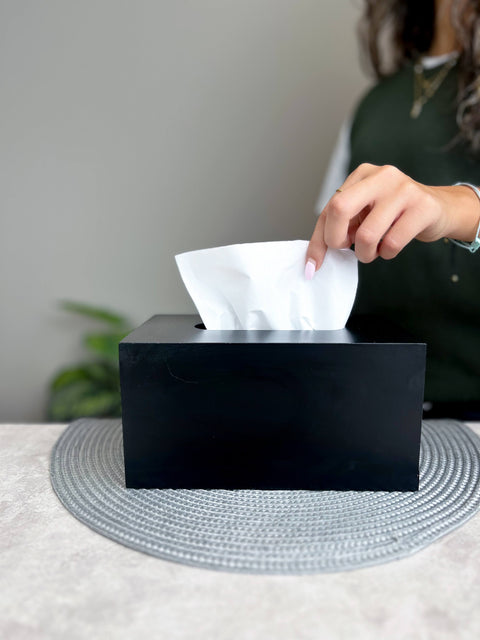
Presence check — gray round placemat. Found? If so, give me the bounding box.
[50,419,480,574]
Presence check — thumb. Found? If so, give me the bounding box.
[304,214,327,280]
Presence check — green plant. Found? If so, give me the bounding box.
[47,301,133,421]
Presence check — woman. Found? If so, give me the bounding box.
[306,0,480,418]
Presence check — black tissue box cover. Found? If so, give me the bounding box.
[119,315,426,491]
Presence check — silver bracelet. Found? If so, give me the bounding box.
[449,182,480,253]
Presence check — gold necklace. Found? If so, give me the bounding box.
[410,56,458,119]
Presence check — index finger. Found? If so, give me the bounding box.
[305,163,379,278]
[323,165,380,248]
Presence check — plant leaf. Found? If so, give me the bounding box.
[47,381,121,421]
[69,390,121,419]
[83,332,129,361]
[59,300,131,328]
[50,362,119,392]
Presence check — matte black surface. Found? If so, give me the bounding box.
[120,315,426,491]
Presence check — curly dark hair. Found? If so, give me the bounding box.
[358,0,480,152]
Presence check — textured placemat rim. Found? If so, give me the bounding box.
[49,418,480,575]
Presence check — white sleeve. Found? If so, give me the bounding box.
[313,116,352,216]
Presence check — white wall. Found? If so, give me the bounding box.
[0,0,370,421]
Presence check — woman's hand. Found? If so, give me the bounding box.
[305,163,480,278]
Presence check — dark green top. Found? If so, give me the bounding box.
[348,61,480,402]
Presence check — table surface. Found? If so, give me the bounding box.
[1,423,480,640]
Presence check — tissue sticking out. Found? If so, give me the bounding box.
[175,240,358,330]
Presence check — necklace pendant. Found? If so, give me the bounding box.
[410,101,422,119]
[410,56,457,120]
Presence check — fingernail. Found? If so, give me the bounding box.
[304,258,316,280]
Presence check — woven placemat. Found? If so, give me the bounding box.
[50,419,480,574]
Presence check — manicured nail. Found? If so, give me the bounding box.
[304,258,316,280]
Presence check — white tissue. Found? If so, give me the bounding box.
[175,240,358,330]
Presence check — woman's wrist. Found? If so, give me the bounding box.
[436,184,480,242]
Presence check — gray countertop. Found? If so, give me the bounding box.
[1,423,480,640]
